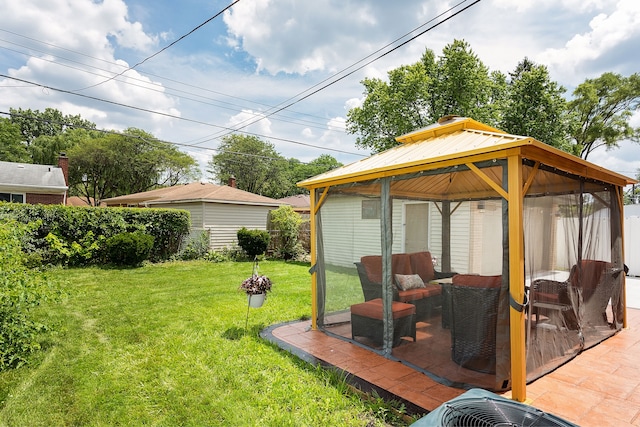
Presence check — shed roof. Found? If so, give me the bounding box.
[0,160,67,193]
[298,117,636,191]
[102,182,282,207]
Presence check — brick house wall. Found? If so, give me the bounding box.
[26,193,66,205]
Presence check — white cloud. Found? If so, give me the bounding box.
[327,117,346,132]
[493,0,606,13]
[345,97,363,110]
[537,0,640,83]
[222,0,442,75]
[0,0,175,134]
[227,110,272,136]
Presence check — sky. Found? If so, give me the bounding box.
[0,0,639,184]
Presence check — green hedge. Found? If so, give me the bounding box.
[0,203,190,265]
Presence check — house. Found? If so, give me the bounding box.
[102,181,283,250]
[0,155,69,204]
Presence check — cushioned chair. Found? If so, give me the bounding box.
[450,274,502,374]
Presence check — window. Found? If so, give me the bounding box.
[0,193,25,203]
[362,199,381,219]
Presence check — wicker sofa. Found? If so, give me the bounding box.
[354,251,456,320]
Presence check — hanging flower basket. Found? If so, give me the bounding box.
[239,274,272,297]
[240,259,273,332]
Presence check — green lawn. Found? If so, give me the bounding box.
[0,260,408,426]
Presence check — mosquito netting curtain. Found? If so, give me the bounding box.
[312,158,624,391]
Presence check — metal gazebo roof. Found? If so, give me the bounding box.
[299,117,635,191]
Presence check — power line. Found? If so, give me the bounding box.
[74,0,242,92]
[0,1,479,156]
[0,78,365,158]
[0,109,315,164]
[0,29,347,133]
[207,0,482,141]
[0,41,342,135]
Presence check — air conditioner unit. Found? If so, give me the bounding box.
[411,388,577,427]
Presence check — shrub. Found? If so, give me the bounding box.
[176,231,210,261]
[105,232,154,266]
[268,206,304,260]
[0,203,190,265]
[205,246,245,262]
[237,227,270,258]
[0,220,60,370]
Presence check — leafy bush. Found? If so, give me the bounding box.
[268,206,304,260]
[205,246,245,262]
[176,231,210,261]
[237,227,270,258]
[105,232,154,266]
[0,220,60,370]
[0,203,190,265]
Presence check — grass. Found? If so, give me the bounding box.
[0,260,412,426]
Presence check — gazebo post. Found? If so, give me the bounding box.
[309,187,318,330]
[380,178,394,355]
[507,155,527,402]
[441,200,451,272]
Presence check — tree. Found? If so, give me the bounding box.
[431,39,505,126]
[68,129,199,205]
[268,205,304,260]
[347,40,507,153]
[207,134,290,198]
[346,55,435,152]
[0,118,29,162]
[287,154,342,195]
[500,58,574,151]
[9,107,95,147]
[568,72,640,159]
[28,128,92,166]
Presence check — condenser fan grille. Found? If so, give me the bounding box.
[440,397,575,427]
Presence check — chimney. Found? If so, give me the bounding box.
[58,153,69,186]
[228,176,236,188]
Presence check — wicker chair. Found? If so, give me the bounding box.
[530,260,623,330]
[450,274,502,374]
[529,278,577,330]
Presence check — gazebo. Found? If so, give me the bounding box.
[297,116,636,402]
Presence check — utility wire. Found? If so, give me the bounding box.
[74,0,241,91]
[0,109,314,163]
[0,30,345,132]
[0,41,340,134]
[207,0,482,142]
[0,1,479,156]
[2,0,480,146]
[0,79,364,158]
